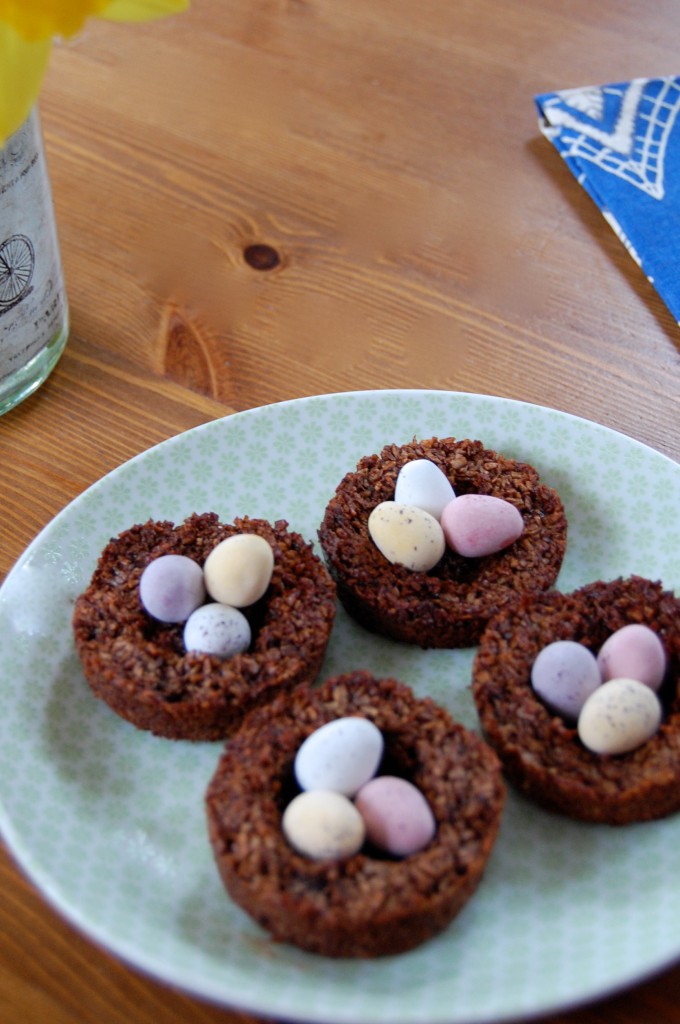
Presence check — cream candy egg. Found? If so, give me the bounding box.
[368,501,446,572]
[282,790,366,860]
[441,493,524,558]
[355,775,436,857]
[578,677,662,755]
[139,554,206,623]
[183,602,251,658]
[597,624,667,692]
[203,533,274,607]
[394,459,456,520]
[295,716,384,796]
[531,640,601,720]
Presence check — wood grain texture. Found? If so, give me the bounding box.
[1,0,679,1021]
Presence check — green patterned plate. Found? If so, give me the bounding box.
[1,390,679,1024]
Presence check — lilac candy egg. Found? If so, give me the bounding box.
[355,775,436,857]
[531,640,602,720]
[183,602,251,657]
[440,493,523,558]
[597,624,667,692]
[139,554,206,623]
[394,459,456,519]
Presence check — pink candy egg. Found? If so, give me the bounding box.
[355,775,436,857]
[597,624,667,692]
[440,493,524,558]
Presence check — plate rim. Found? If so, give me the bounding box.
[4,387,678,578]
[1,387,679,1024]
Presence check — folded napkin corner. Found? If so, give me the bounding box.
[535,76,680,322]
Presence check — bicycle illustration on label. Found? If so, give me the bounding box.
[0,234,35,315]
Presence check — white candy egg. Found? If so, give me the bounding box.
[183,602,251,657]
[368,501,446,572]
[394,459,456,519]
[531,640,602,719]
[440,493,523,558]
[282,790,366,860]
[295,716,384,796]
[578,677,662,755]
[598,624,667,691]
[203,533,274,607]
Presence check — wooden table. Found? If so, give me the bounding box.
[1,1,679,1021]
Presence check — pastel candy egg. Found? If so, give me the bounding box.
[578,677,662,755]
[203,533,274,607]
[368,501,446,572]
[183,602,251,657]
[394,459,456,519]
[355,776,436,857]
[282,790,366,860]
[531,640,602,719]
[139,554,205,623]
[441,493,524,558]
[598,624,667,692]
[295,716,384,796]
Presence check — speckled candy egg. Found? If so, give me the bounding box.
[368,501,446,572]
[394,459,456,519]
[531,640,602,720]
[183,602,251,658]
[355,775,436,857]
[440,493,523,558]
[294,716,384,796]
[598,624,667,692]
[139,554,205,623]
[203,533,274,607]
[282,790,366,860]
[578,677,663,755]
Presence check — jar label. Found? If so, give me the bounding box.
[0,114,67,385]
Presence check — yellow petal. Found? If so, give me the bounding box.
[0,2,106,41]
[0,0,187,41]
[99,0,189,21]
[0,0,188,145]
[0,21,51,147]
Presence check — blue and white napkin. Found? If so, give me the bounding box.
[536,76,680,322]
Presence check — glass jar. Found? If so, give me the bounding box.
[0,108,69,415]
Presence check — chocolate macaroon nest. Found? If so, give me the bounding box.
[472,576,680,825]
[73,512,336,741]
[205,670,506,958]
[318,437,567,648]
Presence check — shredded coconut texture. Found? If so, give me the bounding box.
[206,670,506,957]
[472,576,680,824]
[318,437,567,648]
[73,513,336,740]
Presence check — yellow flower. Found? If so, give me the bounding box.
[0,0,189,146]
